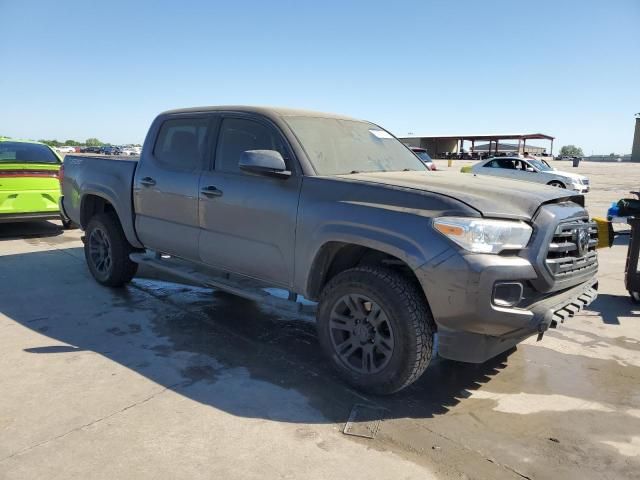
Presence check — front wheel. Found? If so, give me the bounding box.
[548,180,566,188]
[317,266,435,395]
[84,212,138,287]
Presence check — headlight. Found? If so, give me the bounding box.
[433,217,532,254]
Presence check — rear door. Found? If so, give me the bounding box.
[133,115,210,260]
[198,114,302,287]
[480,158,513,179]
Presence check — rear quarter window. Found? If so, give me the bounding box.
[153,117,209,171]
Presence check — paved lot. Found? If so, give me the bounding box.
[1,161,639,479]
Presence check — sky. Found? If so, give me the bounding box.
[1,0,639,154]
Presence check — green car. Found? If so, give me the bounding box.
[0,138,69,225]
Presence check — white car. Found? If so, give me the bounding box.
[55,146,76,154]
[470,157,589,193]
[119,146,141,156]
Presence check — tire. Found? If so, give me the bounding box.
[548,180,566,188]
[630,291,640,304]
[317,266,435,395]
[84,212,138,287]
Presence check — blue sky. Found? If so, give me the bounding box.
[1,0,638,154]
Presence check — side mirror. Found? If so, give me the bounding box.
[239,150,291,178]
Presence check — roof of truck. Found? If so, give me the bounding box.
[159,105,359,121]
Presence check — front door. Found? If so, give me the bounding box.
[198,115,302,287]
[133,115,210,260]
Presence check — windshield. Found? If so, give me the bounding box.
[0,142,60,164]
[527,159,553,171]
[414,151,432,163]
[284,117,427,175]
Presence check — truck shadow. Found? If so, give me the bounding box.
[589,293,638,325]
[0,247,619,426]
[0,220,63,240]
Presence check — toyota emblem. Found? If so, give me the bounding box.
[575,228,590,256]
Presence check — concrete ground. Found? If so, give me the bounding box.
[1,161,638,479]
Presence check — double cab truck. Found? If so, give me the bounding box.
[61,106,598,394]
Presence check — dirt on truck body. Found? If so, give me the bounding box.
[60,105,598,394]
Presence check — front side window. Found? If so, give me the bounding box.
[0,142,60,164]
[528,159,552,171]
[154,117,209,171]
[215,118,285,174]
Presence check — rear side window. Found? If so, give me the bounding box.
[154,117,209,171]
[215,118,285,174]
[0,142,59,164]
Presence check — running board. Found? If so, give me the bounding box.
[129,252,316,319]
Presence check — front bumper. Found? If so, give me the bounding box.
[415,250,598,363]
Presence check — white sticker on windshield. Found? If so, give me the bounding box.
[369,129,394,139]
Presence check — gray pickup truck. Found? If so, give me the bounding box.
[61,106,598,394]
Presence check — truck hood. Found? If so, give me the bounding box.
[341,171,584,220]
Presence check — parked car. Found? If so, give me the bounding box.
[409,146,436,171]
[55,145,76,154]
[100,146,118,155]
[81,146,102,154]
[0,139,73,227]
[120,147,139,156]
[61,106,598,394]
[470,156,589,193]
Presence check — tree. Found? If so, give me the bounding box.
[38,139,61,147]
[85,138,103,147]
[559,145,584,157]
[64,139,80,146]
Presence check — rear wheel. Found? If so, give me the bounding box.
[84,212,138,287]
[317,266,435,395]
[548,180,566,188]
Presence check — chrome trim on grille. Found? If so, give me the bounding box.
[545,218,598,280]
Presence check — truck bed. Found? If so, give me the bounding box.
[61,155,141,247]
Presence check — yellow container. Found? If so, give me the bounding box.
[592,217,614,248]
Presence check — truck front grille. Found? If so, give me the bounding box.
[545,218,598,279]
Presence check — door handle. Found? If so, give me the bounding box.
[140,177,156,186]
[201,185,223,197]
